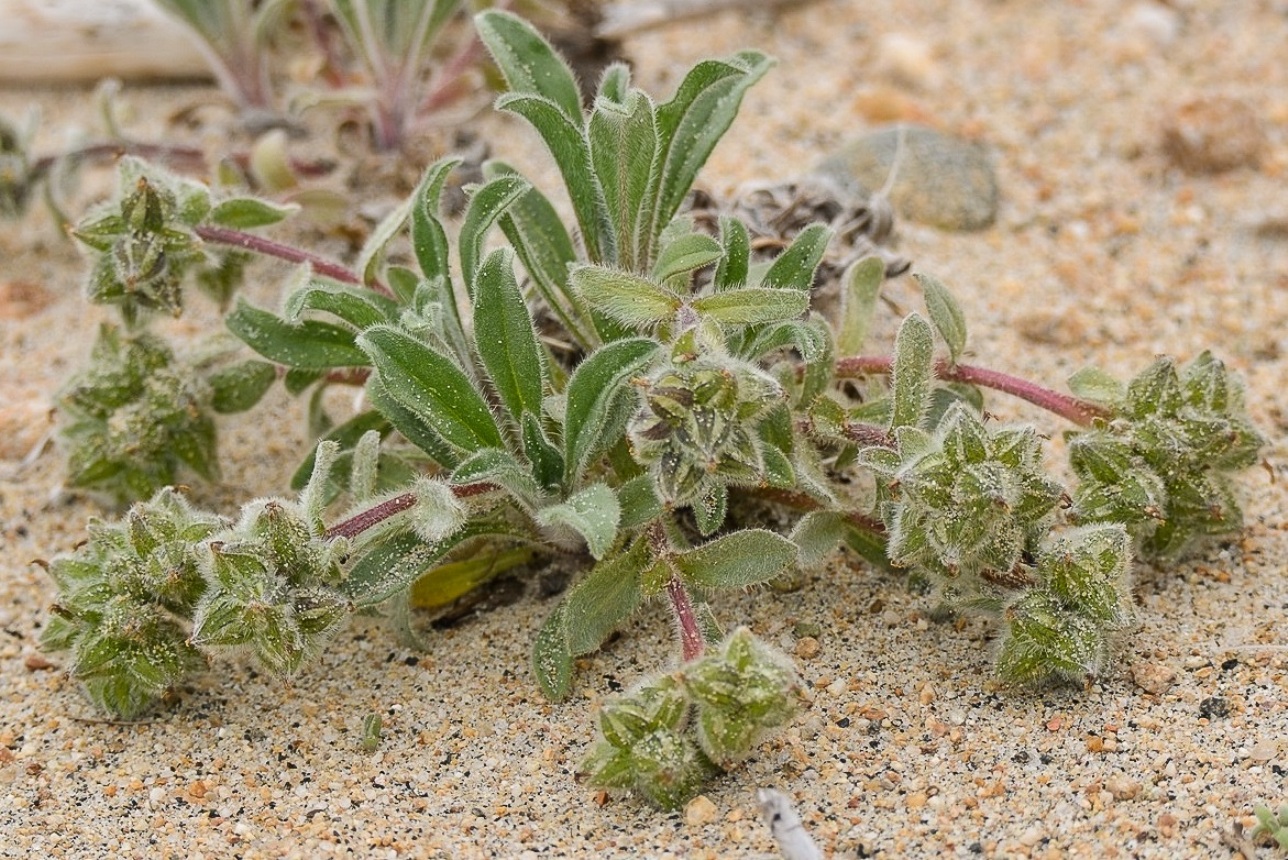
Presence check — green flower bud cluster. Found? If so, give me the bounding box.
[58,325,218,507]
[72,159,211,324]
[994,524,1135,686]
[582,628,799,810]
[861,403,1064,595]
[630,348,784,507]
[39,489,226,719]
[191,496,352,677]
[1067,353,1264,559]
[0,114,31,218]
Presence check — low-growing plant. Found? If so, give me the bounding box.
[37,11,1265,811]
[1254,803,1288,851]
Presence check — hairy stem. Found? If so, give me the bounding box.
[666,575,705,661]
[325,481,496,541]
[194,224,391,296]
[835,355,1111,426]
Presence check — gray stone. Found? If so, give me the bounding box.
[815,125,1000,231]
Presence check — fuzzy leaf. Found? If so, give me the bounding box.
[760,223,832,291]
[484,161,590,346]
[837,256,885,355]
[537,483,620,559]
[473,249,546,424]
[341,521,505,607]
[493,93,610,262]
[790,511,850,567]
[366,375,458,468]
[450,447,542,507]
[410,157,461,284]
[460,174,531,297]
[617,476,663,530]
[359,326,503,454]
[648,52,776,245]
[207,359,276,414]
[915,272,967,364]
[208,196,297,229]
[889,313,935,431]
[652,232,723,284]
[676,529,796,590]
[283,280,400,330]
[713,216,750,292]
[590,89,658,271]
[1066,366,1125,406]
[563,541,647,655]
[521,412,564,491]
[691,287,808,327]
[227,299,369,368]
[532,602,574,701]
[476,10,584,120]
[563,338,659,481]
[356,186,416,286]
[571,265,680,328]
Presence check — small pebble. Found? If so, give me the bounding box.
[1105,776,1142,801]
[1248,741,1278,762]
[1130,661,1177,695]
[816,125,999,231]
[1161,95,1267,174]
[1198,696,1229,720]
[794,637,821,660]
[684,794,718,826]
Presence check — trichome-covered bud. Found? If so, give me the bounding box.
[861,402,1063,593]
[678,627,800,766]
[1067,353,1264,559]
[581,674,717,811]
[57,325,218,506]
[71,159,211,323]
[191,494,351,678]
[0,114,32,218]
[39,488,226,718]
[994,524,1134,686]
[630,356,783,506]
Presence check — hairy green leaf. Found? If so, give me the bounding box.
[208,196,297,229]
[571,265,680,328]
[563,541,647,655]
[759,223,831,291]
[359,326,503,454]
[227,299,369,368]
[676,529,796,590]
[532,602,574,701]
[916,272,967,364]
[692,288,808,327]
[537,483,620,559]
[473,249,546,424]
[837,256,884,355]
[590,89,658,271]
[475,10,583,120]
[889,313,935,431]
[460,174,531,297]
[563,338,658,482]
[494,93,610,263]
[207,359,276,414]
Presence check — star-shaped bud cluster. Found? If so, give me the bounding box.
[1068,353,1263,558]
[39,489,226,719]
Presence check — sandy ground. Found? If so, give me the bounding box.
[1,0,1287,857]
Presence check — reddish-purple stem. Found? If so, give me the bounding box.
[195,224,393,297]
[325,481,496,540]
[835,355,1111,427]
[666,575,706,662]
[326,492,416,540]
